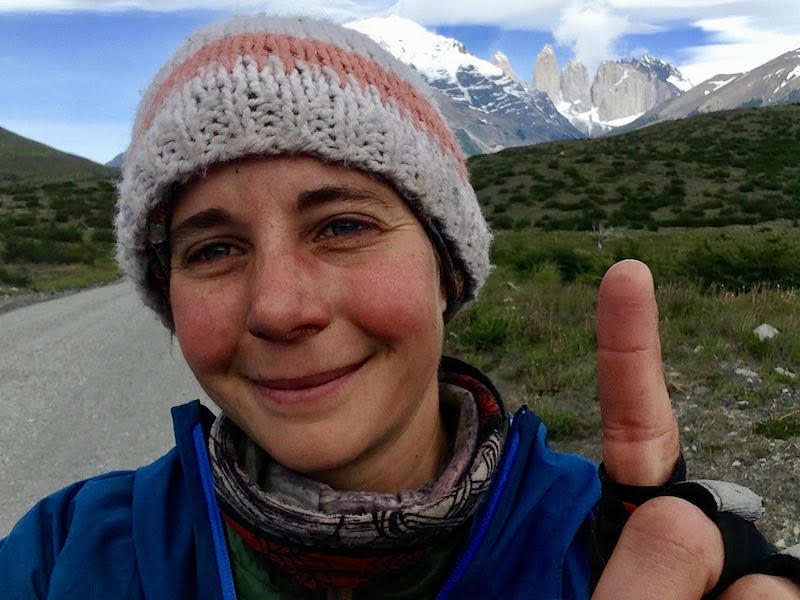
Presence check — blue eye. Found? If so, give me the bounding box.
[191,243,241,263]
[318,219,376,240]
[327,220,365,236]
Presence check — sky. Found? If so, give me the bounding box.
[1,0,799,164]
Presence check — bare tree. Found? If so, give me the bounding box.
[591,222,614,251]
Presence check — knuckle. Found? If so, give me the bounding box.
[720,574,800,600]
[622,496,722,570]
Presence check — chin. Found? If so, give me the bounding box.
[253,422,372,479]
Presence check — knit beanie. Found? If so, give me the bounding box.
[115,14,491,323]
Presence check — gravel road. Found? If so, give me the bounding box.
[0,280,207,536]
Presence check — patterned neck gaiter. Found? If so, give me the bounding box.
[208,365,507,591]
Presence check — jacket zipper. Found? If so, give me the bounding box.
[193,423,239,600]
[434,411,523,600]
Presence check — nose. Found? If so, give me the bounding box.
[245,248,332,343]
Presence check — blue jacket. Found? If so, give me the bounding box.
[0,400,600,599]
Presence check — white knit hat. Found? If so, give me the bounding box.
[115,14,491,324]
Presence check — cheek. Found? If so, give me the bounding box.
[170,279,242,376]
[346,247,444,346]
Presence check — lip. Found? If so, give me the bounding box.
[247,359,366,406]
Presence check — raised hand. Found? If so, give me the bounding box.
[595,259,679,487]
[590,260,800,599]
[592,260,723,599]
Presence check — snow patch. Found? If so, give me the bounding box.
[784,65,800,85]
[557,101,639,134]
[346,15,503,84]
[709,76,738,92]
[606,112,645,127]
[668,74,693,92]
[613,71,630,87]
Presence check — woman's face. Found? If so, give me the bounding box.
[169,155,447,492]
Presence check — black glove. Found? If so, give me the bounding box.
[590,456,800,598]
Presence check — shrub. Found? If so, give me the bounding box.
[530,261,561,285]
[4,237,96,265]
[11,214,36,227]
[86,215,113,229]
[494,240,603,283]
[683,238,800,291]
[755,415,800,439]
[27,224,83,242]
[90,228,115,243]
[491,214,514,229]
[512,217,531,230]
[537,407,586,440]
[0,266,31,287]
[457,305,516,352]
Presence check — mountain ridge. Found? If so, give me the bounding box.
[467,104,800,232]
[532,47,690,136]
[346,16,583,154]
[0,126,115,182]
[625,47,800,130]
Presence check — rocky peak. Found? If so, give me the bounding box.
[628,55,692,92]
[591,60,656,122]
[491,51,522,84]
[533,44,561,104]
[531,43,689,135]
[346,17,583,154]
[560,59,591,112]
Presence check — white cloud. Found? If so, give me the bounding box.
[0,0,383,18]
[383,0,562,28]
[3,0,799,86]
[552,0,630,75]
[680,14,800,84]
[382,0,800,86]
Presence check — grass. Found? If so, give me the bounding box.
[0,126,116,182]
[444,226,800,441]
[755,413,800,440]
[0,175,121,293]
[445,254,800,544]
[469,105,800,233]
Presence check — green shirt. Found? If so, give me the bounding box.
[225,521,467,600]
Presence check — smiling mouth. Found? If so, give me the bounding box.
[256,360,366,391]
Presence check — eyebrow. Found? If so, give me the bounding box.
[170,207,234,248]
[169,185,392,246]
[296,185,391,212]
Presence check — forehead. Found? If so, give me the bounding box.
[172,155,409,222]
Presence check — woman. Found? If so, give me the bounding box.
[2,14,798,599]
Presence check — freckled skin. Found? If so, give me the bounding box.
[169,155,448,493]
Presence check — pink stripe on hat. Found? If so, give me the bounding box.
[117,16,492,324]
[134,32,463,172]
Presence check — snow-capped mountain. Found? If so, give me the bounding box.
[491,51,523,85]
[346,16,582,154]
[630,55,692,93]
[628,47,800,128]
[532,45,690,136]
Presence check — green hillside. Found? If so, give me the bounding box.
[0,127,120,293]
[446,108,800,544]
[0,126,116,182]
[469,104,800,231]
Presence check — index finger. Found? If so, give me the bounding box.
[597,260,680,486]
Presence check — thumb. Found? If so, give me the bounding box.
[597,260,680,486]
